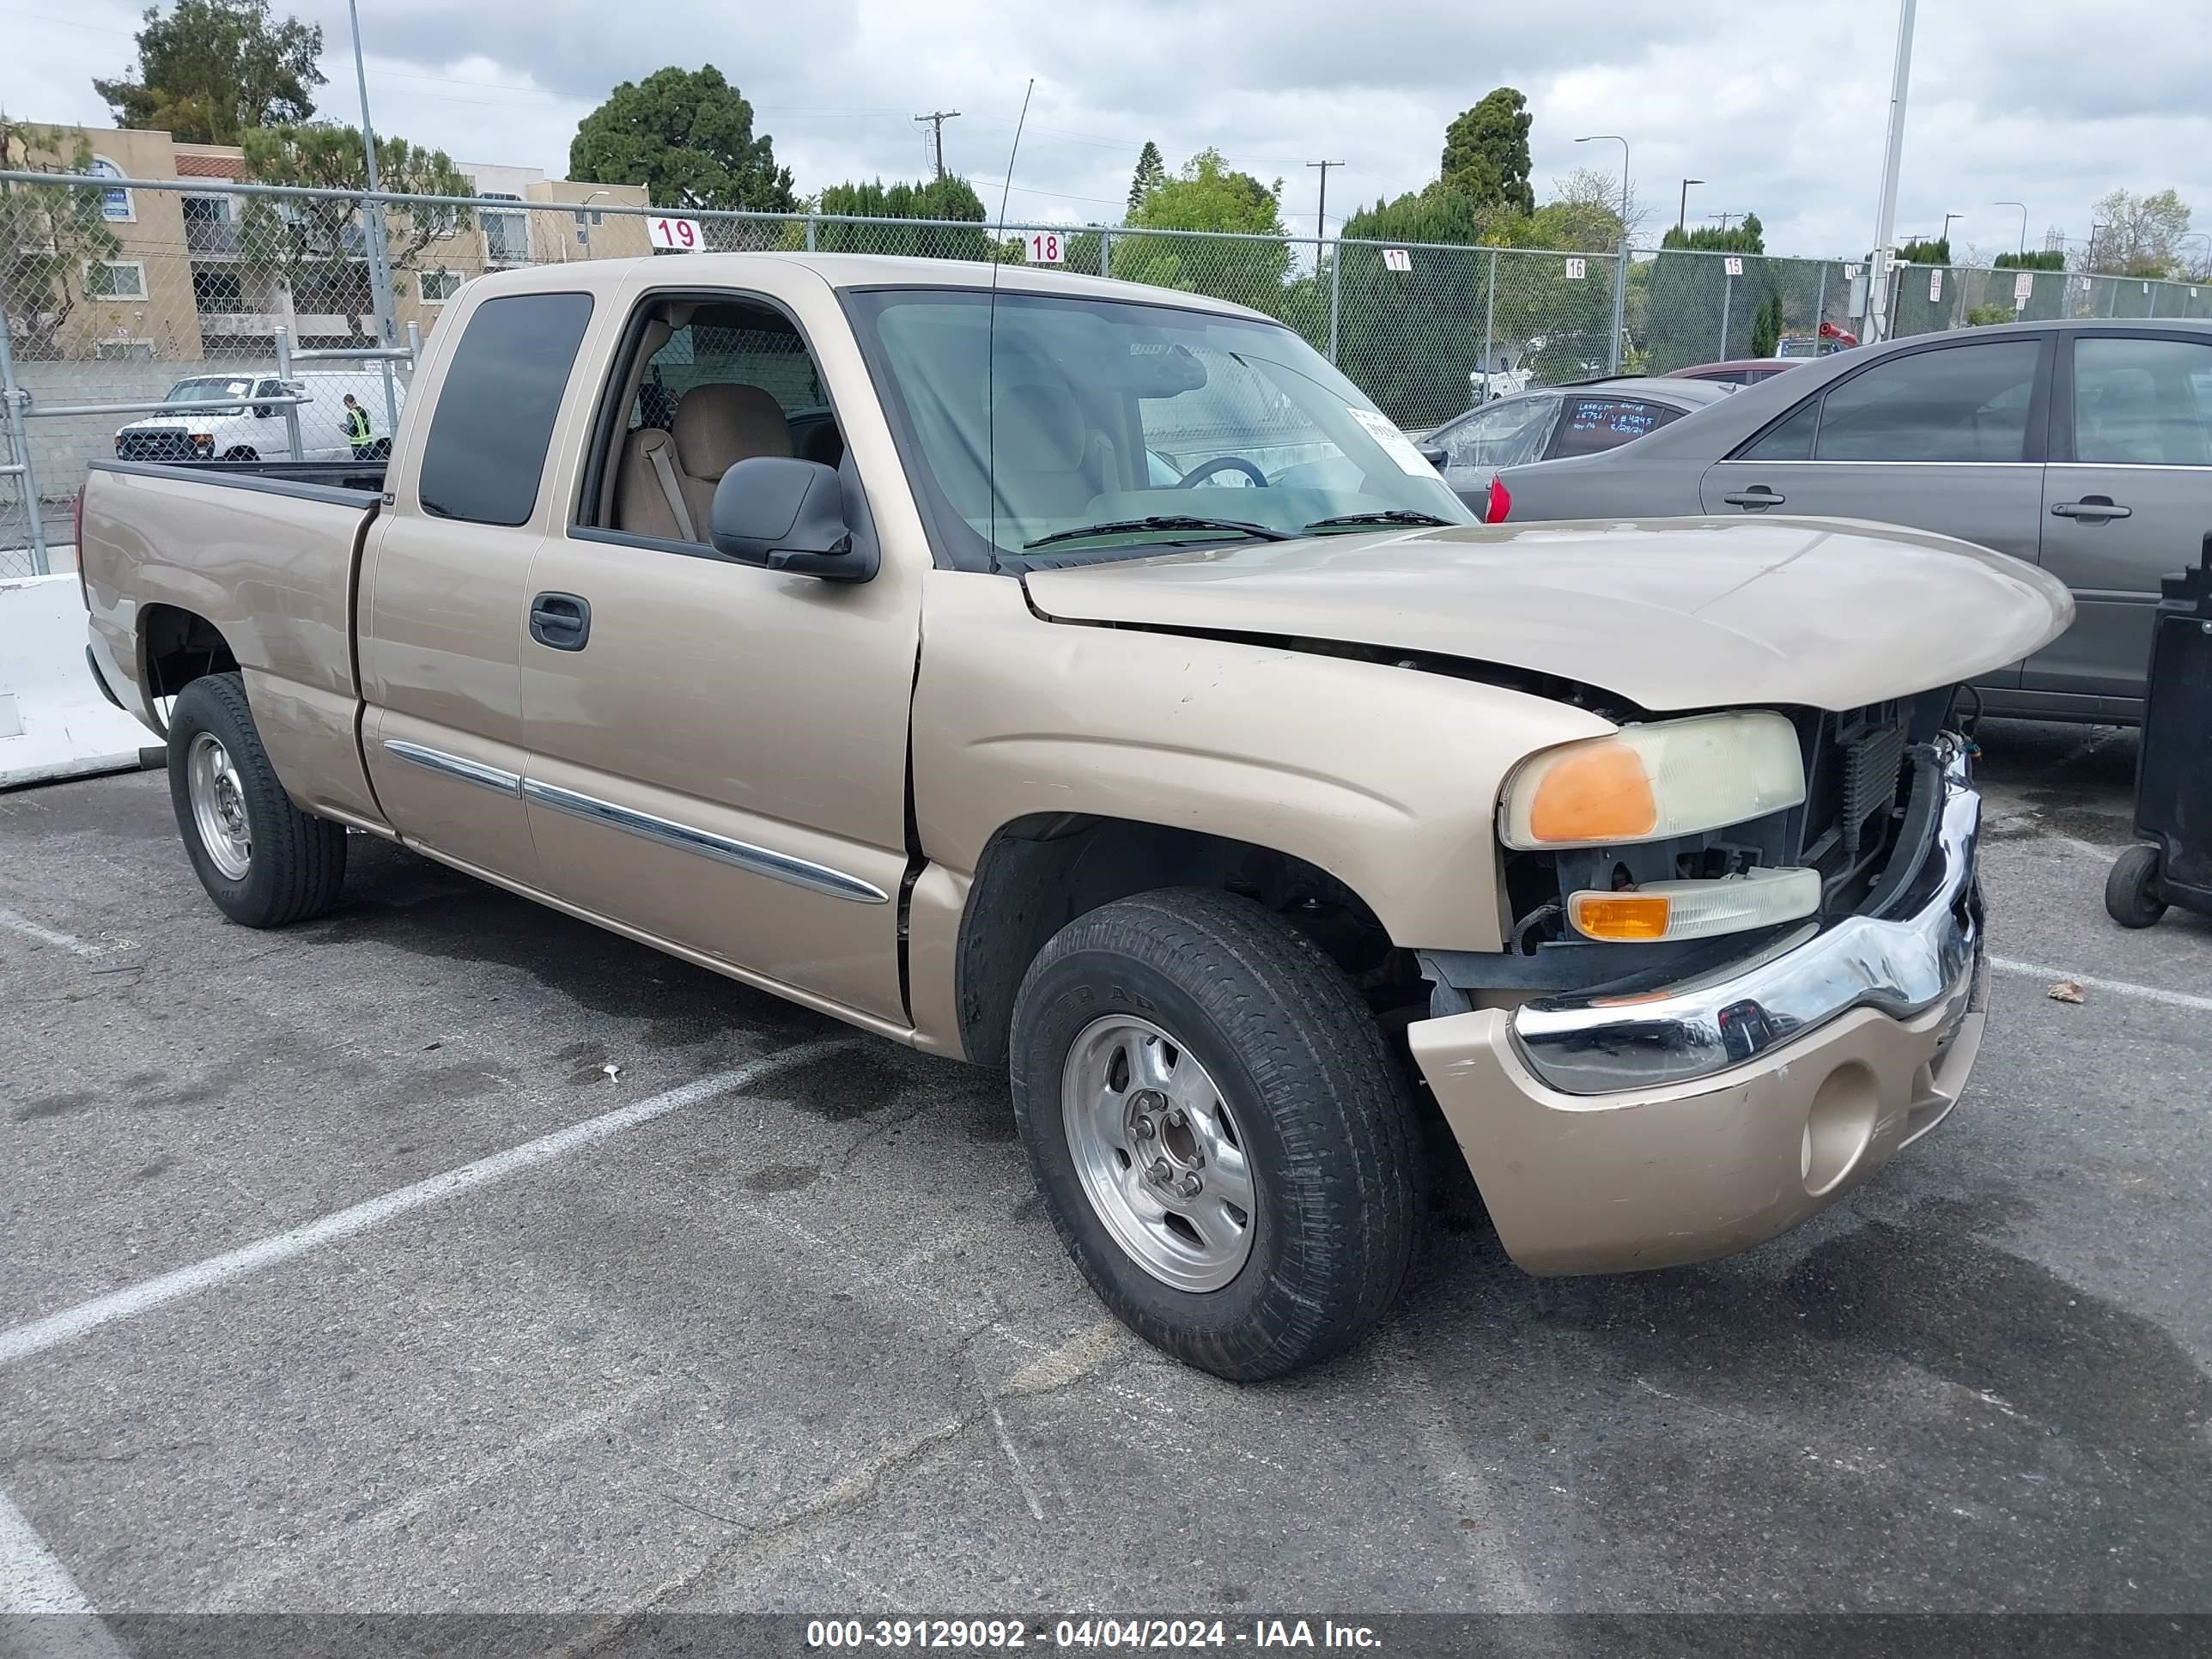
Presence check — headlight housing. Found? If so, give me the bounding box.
[1501,711,1807,850]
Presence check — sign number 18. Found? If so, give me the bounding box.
[1027,230,1065,264]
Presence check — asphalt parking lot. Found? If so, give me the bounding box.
[2,720,2209,1638]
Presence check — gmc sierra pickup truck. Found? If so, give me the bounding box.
[79,253,2072,1381]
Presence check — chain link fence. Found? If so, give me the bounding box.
[9,167,2212,576]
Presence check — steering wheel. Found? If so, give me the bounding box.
[1175,455,1268,488]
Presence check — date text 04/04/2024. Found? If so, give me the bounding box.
[804,1619,1383,1649]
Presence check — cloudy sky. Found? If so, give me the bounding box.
[9,0,2210,261]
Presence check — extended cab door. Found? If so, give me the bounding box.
[2025,330,2212,708]
[359,287,601,886]
[516,271,920,1025]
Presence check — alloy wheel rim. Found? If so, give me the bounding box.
[186,731,252,881]
[1060,1015,1257,1291]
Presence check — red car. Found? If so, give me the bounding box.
[1663,357,1804,386]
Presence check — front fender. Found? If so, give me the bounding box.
[910,571,1614,954]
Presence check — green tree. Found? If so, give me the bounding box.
[1659,215,1765,254]
[240,125,473,337]
[1127,140,1165,217]
[2086,187,2192,277]
[1330,186,1492,427]
[1440,88,1534,216]
[1748,293,1784,357]
[1114,149,1291,313]
[93,0,323,146]
[570,65,795,213]
[0,116,122,358]
[812,176,993,259]
[1895,236,1949,264]
[1992,249,2066,270]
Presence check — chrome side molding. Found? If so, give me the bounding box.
[520,779,890,905]
[1511,738,1982,1096]
[381,739,523,799]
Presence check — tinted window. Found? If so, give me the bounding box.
[419,292,594,526]
[1741,398,1818,460]
[2072,336,2212,466]
[1547,397,1682,458]
[1812,340,2039,463]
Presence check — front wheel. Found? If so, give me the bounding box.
[1010,887,1424,1382]
[2105,843,2167,929]
[222,446,259,462]
[167,673,347,927]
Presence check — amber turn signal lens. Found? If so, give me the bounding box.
[1568,892,1673,941]
[1527,741,1660,845]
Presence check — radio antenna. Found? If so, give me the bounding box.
[987,76,1034,568]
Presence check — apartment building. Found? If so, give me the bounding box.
[3,123,650,362]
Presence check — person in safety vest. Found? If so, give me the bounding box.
[343,394,374,459]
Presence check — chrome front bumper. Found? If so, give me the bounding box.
[1512,738,1982,1097]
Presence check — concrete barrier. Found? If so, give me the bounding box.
[0,574,160,788]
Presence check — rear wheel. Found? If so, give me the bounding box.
[2105,843,2166,929]
[167,673,346,927]
[1010,887,1424,1382]
[222,446,259,462]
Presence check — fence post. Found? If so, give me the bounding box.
[1101,229,1112,281]
[1813,264,1827,343]
[805,216,817,252]
[1607,240,1627,373]
[1718,269,1734,361]
[0,298,50,576]
[274,328,306,461]
[1326,239,1341,364]
[1480,249,1498,399]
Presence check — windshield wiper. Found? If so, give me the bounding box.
[1303,510,1455,531]
[1023,514,1291,551]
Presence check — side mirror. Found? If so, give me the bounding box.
[708,456,876,582]
[1418,445,1449,470]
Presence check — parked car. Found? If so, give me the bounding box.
[1428,377,1735,498]
[79,254,2067,1381]
[114,368,405,464]
[1665,357,1806,386]
[1477,318,2209,724]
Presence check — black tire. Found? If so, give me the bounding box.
[167,672,347,927]
[2105,843,2167,929]
[1009,886,1425,1382]
[222,447,258,462]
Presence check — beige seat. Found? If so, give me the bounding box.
[614,383,793,541]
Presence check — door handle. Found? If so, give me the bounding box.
[529,591,591,651]
[1722,486,1786,509]
[2050,496,2131,521]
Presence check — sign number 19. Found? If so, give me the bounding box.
[649,216,702,252]
[1026,230,1065,264]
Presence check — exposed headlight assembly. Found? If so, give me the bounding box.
[1500,710,1808,851]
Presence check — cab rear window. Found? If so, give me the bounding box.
[419,292,595,526]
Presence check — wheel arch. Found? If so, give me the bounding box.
[138,602,242,708]
[951,811,1405,1073]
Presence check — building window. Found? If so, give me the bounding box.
[94,338,156,362]
[192,268,245,313]
[89,157,133,222]
[85,260,148,300]
[481,192,531,264]
[419,268,462,302]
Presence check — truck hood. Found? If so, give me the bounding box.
[117,415,216,432]
[1020,517,2075,713]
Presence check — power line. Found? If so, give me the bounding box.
[913,110,961,182]
[1305,160,1344,244]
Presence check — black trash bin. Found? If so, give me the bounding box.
[2106,532,2212,927]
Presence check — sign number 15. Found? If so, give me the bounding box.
[1026,230,1065,264]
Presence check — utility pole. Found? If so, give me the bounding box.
[346,0,398,435]
[914,111,961,182]
[1863,0,1918,343]
[1306,160,1344,244]
[1678,178,1703,234]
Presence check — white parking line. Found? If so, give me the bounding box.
[0,1038,854,1367]
[0,906,102,959]
[0,1488,98,1614]
[1990,957,2212,1014]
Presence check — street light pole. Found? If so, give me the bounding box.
[346,0,399,434]
[1677,178,1703,235]
[1863,0,1917,343]
[1940,210,1960,252]
[1577,134,1631,372]
[1994,200,2027,258]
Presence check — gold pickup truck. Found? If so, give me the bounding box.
[78,254,2072,1381]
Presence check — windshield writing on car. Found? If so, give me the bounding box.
[847,289,1471,568]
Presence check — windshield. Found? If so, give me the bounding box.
[846,289,1471,568]
[165,377,254,404]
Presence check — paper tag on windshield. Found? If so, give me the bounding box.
[1346,405,1436,477]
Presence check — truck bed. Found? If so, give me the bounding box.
[80,457,389,828]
